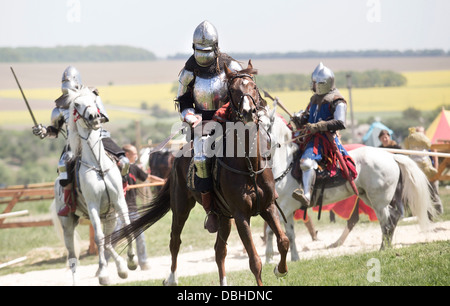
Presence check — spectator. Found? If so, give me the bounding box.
[378,129,401,149]
[403,127,443,214]
[122,144,151,270]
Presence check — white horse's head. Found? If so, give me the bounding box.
[68,87,103,153]
[71,88,102,130]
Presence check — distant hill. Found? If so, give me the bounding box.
[0,45,157,62]
[168,49,450,60]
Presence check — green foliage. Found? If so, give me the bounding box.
[254,70,407,92]
[0,45,157,62]
[362,104,450,141]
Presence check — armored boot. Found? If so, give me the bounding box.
[201,192,218,233]
[58,188,76,216]
[292,165,316,209]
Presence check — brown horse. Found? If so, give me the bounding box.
[111,60,289,286]
[149,149,175,191]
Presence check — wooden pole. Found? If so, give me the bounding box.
[0,256,27,269]
[380,148,450,158]
[0,210,29,219]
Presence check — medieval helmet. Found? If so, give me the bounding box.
[310,62,324,92]
[192,20,219,67]
[315,64,335,95]
[61,66,82,94]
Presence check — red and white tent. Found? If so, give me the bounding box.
[426,108,450,144]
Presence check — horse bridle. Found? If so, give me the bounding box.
[227,73,260,122]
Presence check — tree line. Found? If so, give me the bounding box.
[0,45,157,62]
[169,49,450,60]
[2,46,448,62]
[254,70,407,92]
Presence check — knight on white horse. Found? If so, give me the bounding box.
[291,62,357,208]
[50,86,137,285]
[32,66,130,217]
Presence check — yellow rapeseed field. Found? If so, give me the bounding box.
[1,70,449,126]
[270,70,450,113]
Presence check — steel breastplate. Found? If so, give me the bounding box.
[193,71,228,110]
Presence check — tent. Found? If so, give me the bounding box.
[426,108,450,144]
[362,121,394,147]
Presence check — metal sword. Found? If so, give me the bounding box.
[10,67,38,126]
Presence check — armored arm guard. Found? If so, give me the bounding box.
[176,68,195,115]
[325,101,347,131]
[46,107,68,138]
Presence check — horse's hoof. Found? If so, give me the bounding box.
[327,242,339,249]
[99,276,111,285]
[128,257,138,271]
[163,272,178,286]
[118,270,128,279]
[163,279,178,286]
[273,264,288,279]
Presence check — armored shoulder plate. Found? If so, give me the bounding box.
[177,68,195,98]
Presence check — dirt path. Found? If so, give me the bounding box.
[1,220,449,286]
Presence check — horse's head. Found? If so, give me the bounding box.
[71,88,102,131]
[225,60,260,124]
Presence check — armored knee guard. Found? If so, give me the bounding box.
[58,151,74,187]
[118,155,130,176]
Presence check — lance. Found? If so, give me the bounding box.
[263,90,294,118]
[10,67,38,126]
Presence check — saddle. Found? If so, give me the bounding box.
[290,149,350,208]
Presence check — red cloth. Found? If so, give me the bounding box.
[293,143,377,222]
[293,209,310,222]
[310,196,377,221]
[212,102,231,122]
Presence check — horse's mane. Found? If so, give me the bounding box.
[68,96,81,156]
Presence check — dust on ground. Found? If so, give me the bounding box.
[0,220,449,286]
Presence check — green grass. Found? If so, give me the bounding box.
[119,240,450,286]
[0,187,449,283]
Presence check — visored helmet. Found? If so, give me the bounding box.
[61,66,82,94]
[315,64,335,95]
[310,62,324,92]
[192,20,219,67]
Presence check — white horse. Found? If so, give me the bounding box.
[261,108,436,262]
[51,88,137,285]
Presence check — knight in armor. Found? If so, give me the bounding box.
[292,63,353,208]
[175,20,242,233]
[32,66,130,216]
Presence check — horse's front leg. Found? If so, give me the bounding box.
[59,213,79,285]
[265,224,275,264]
[104,212,129,279]
[88,206,110,285]
[261,202,289,279]
[234,212,263,286]
[215,216,231,286]
[114,199,138,271]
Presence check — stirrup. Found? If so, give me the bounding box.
[292,189,311,209]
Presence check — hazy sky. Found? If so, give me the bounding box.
[1,0,449,58]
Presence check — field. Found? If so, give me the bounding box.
[0,57,449,286]
[1,57,450,128]
[1,70,450,127]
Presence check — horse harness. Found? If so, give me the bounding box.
[73,104,117,209]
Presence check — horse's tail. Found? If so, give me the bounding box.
[49,200,81,259]
[393,154,437,231]
[110,175,172,246]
